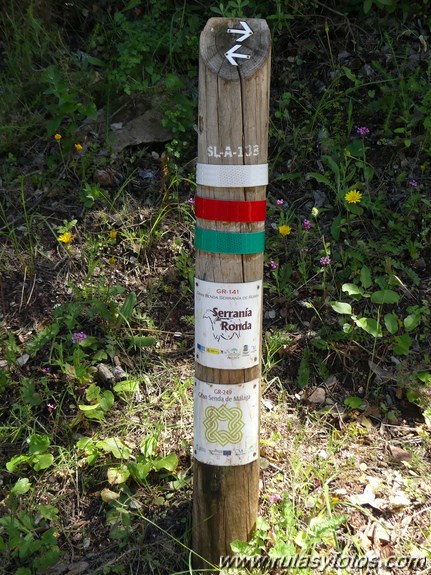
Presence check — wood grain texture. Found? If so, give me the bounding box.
[193,18,271,571]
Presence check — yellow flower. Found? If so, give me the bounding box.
[58,231,73,244]
[108,256,116,266]
[109,230,118,240]
[278,224,292,236]
[345,189,363,204]
[74,143,83,152]
[54,133,62,141]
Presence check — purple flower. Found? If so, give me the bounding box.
[187,197,195,204]
[302,219,312,231]
[47,403,55,413]
[270,260,278,270]
[72,331,87,344]
[320,256,331,266]
[356,126,370,137]
[276,199,284,205]
[269,493,282,504]
[409,179,418,187]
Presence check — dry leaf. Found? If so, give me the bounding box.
[368,361,394,382]
[362,404,382,419]
[357,415,373,430]
[366,476,382,490]
[356,530,372,552]
[350,481,385,510]
[388,493,411,509]
[334,488,347,495]
[100,487,120,503]
[374,523,391,544]
[107,466,130,485]
[262,397,274,411]
[365,521,391,544]
[379,543,396,560]
[267,527,277,546]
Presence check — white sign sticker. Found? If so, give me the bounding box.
[194,378,259,466]
[195,279,262,369]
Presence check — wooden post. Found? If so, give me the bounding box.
[193,18,271,570]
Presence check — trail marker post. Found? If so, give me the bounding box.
[193,18,271,569]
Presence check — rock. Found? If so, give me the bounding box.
[307,387,326,404]
[94,167,121,188]
[109,109,173,151]
[76,94,173,152]
[65,561,90,575]
[16,354,30,367]
[388,444,412,463]
[95,363,115,386]
[113,365,127,381]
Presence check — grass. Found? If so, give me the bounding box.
[1,0,431,573]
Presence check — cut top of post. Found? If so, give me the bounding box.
[200,18,271,81]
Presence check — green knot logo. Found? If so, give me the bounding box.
[203,404,244,446]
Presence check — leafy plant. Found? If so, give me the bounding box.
[404,371,431,426]
[211,0,253,17]
[231,490,347,570]
[78,383,115,422]
[41,64,98,136]
[128,434,178,486]
[6,434,55,473]
[77,431,178,487]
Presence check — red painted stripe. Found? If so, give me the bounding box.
[195,197,266,222]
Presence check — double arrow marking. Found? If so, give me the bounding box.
[225,21,253,66]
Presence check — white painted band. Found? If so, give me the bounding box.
[196,163,268,188]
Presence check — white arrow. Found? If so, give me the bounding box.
[227,21,253,42]
[225,44,251,66]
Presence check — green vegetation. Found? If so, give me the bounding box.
[1,0,430,573]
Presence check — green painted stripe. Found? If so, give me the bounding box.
[195,227,265,254]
